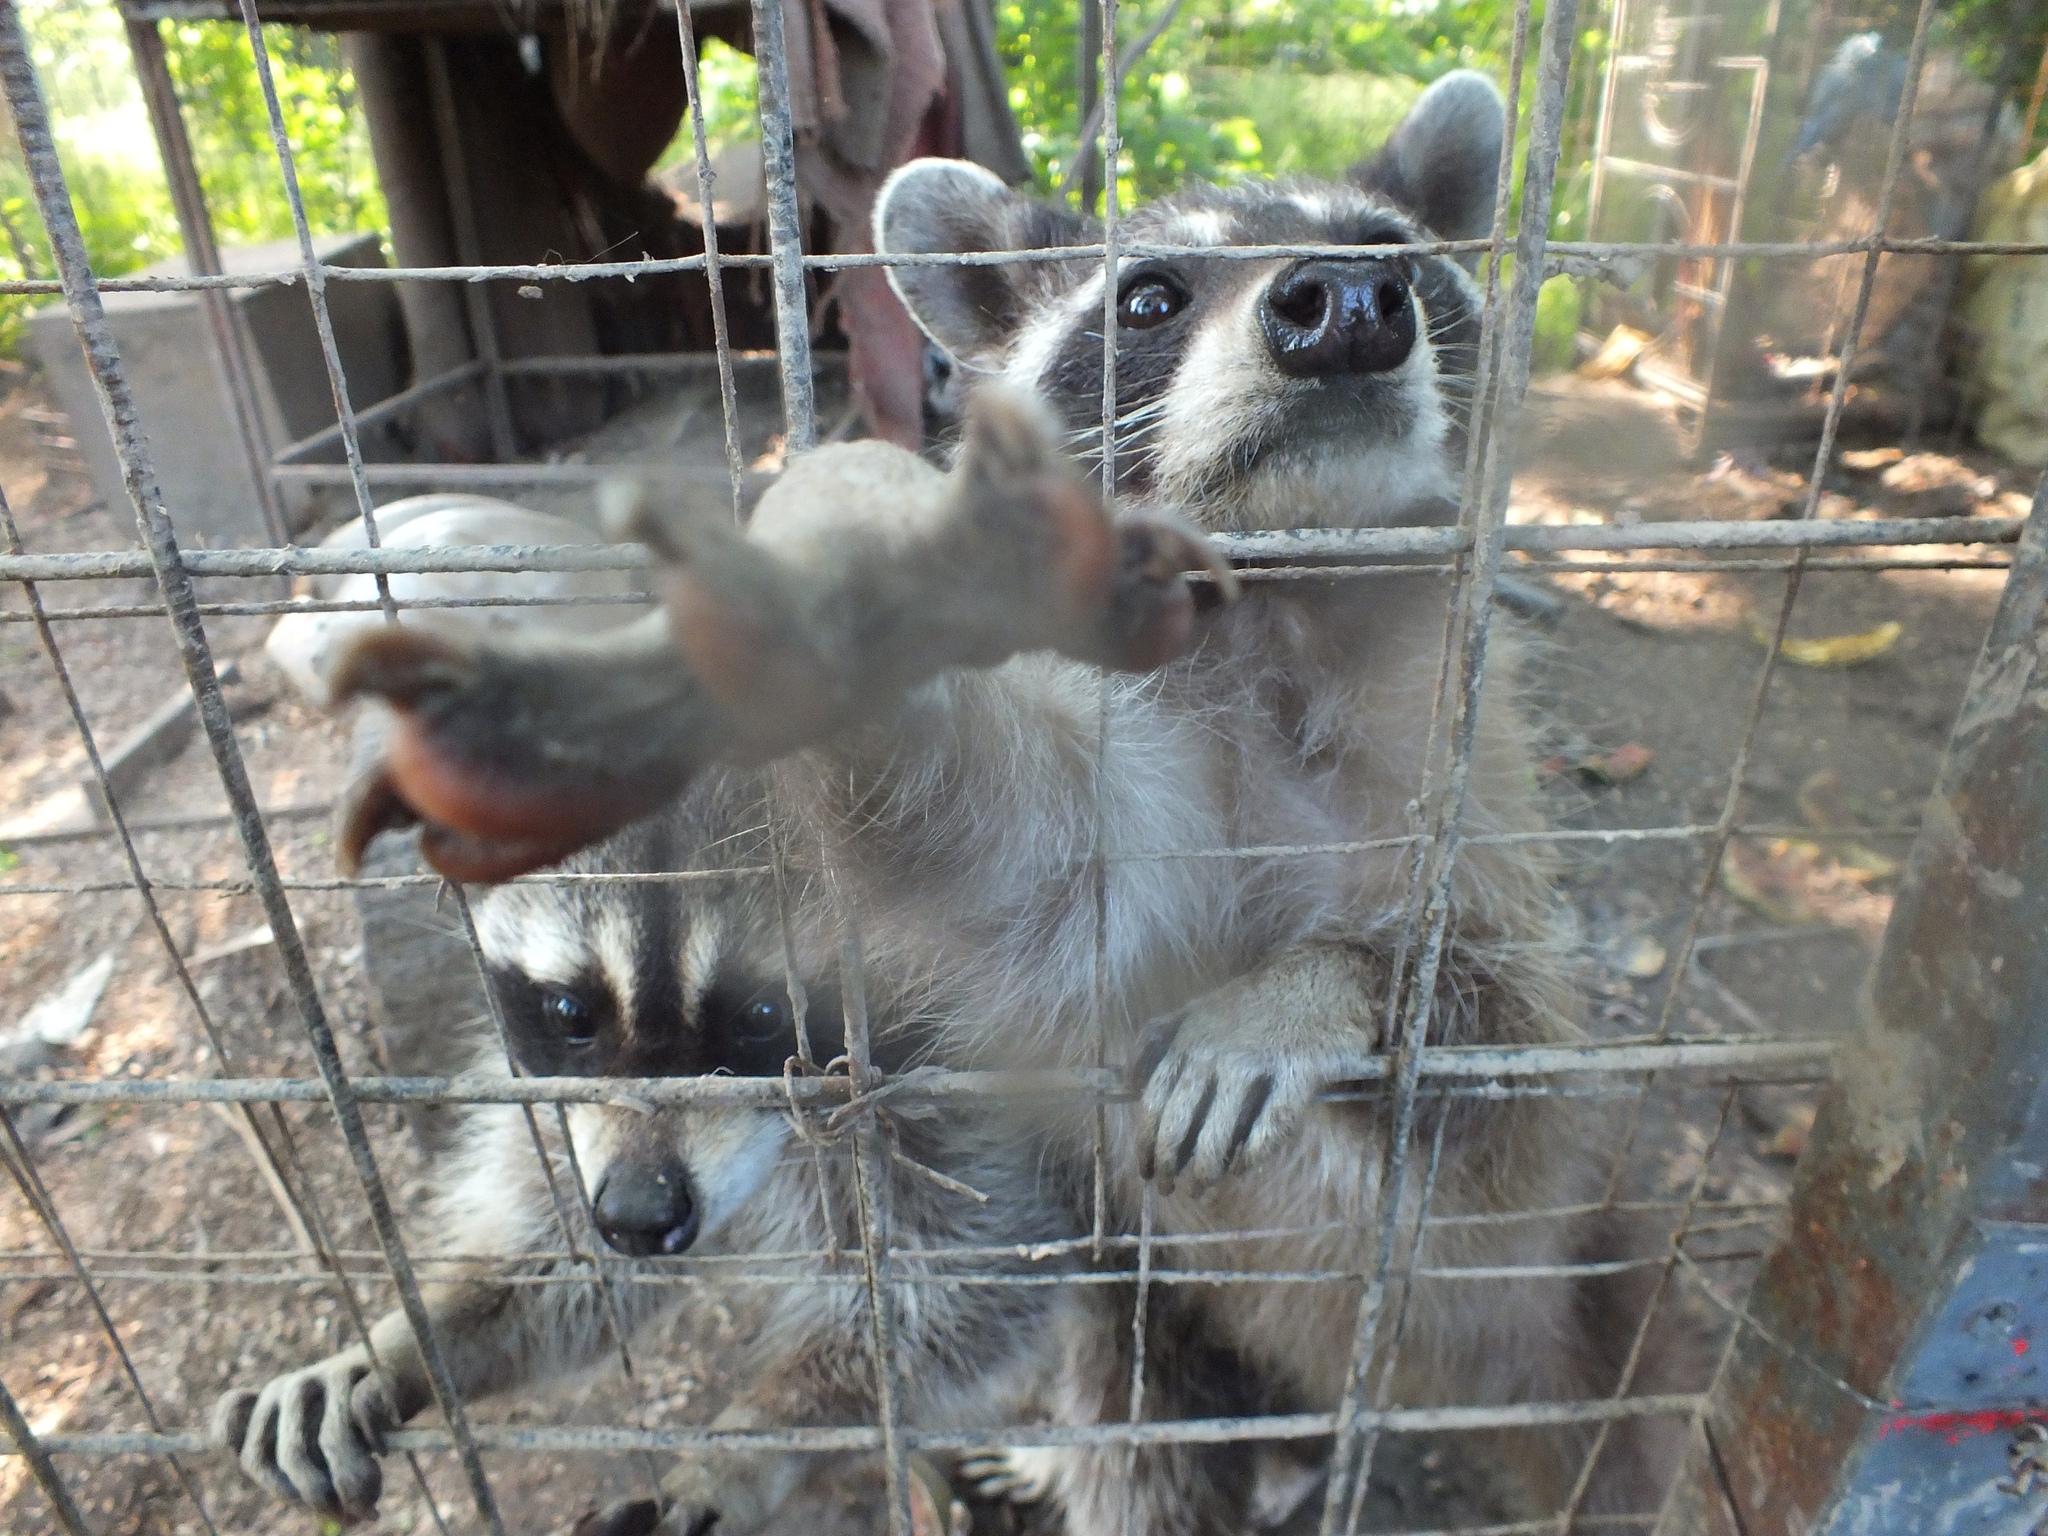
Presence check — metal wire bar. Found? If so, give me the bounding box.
[0,1106,222,1536]
[230,0,397,624]
[19,1391,1705,1461]
[0,10,503,1528]
[748,0,816,450]
[1595,0,1946,1225]
[1555,1089,1742,1531]
[0,1369,93,1536]
[0,1199,1788,1274]
[670,0,749,511]
[5,234,2048,300]
[0,516,2012,586]
[0,547,2020,624]
[0,1039,1835,1111]
[828,889,915,1536]
[1324,0,1580,1522]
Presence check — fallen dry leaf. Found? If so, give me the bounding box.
[1721,839,1820,925]
[1580,325,1650,381]
[1545,742,1655,786]
[1749,618,1901,668]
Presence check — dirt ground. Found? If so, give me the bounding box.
[0,366,2025,1536]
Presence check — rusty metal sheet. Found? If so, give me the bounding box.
[1654,484,2048,1534]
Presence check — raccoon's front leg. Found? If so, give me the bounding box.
[1131,944,1387,1191]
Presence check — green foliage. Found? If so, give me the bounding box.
[0,0,382,358]
[1532,272,1579,374]
[997,0,1523,208]
[656,38,760,172]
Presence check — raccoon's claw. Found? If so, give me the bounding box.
[1131,1011,1358,1192]
[213,1349,397,1522]
[958,1447,1054,1506]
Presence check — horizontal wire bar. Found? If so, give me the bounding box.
[0,1249,1757,1292]
[2,230,2047,297]
[2,547,2014,625]
[0,802,330,847]
[0,1038,1835,1111]
[0,517,2019,586]
[0,1205,1786,1275]
[15,1392,1705,1460]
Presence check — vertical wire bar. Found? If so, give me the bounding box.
[829,892,914,1536]
[672,0,750,510]
[421,37,518,463]
[1595,0,1942,1206]
[1552,1090,1742,1533]
[1582,0,1630,281]
[123,16,288,548]
[0,1368,93,1536]
[747,0,817,451]
[446,886,667,1501]
[770,833,847,1261]
[0,488,456,1534]
[229,0,396,623]
[1339,1103,1454,1535]
[1369,0,1535,1106]
[0,13,507,1529]
[1320,0,1581,1525]
[0,1109,221,1536]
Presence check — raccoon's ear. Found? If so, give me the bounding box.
[1349,70,1506,243]
[875,158,1100,368]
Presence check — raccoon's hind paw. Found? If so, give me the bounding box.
[212,1349,398,1522]
[958,1447,1056,1507]
[569,1498,669,1536]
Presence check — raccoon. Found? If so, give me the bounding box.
[312,70,1697,1531]
[211,775,1094,1535]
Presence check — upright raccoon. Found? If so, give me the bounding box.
[311,70,1697,1531]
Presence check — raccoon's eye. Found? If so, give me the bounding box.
[541,988,598,1045]
[1118,275,1187,331]
[737,995,790,1042]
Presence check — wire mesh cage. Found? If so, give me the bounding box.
[0,0,2045,1532]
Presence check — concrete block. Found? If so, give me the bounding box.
[27,232,405,548]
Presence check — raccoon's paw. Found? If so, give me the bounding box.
[959,1446,1058,1506]
[1131,1006,1364,1192]
[211,1347,398,1522]
[569,1498,669,1536]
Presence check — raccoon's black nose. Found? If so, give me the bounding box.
[1261,259,1417,378]
[593,1158,700,1257]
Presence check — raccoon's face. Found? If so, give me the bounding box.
[470,778,843,1259]
[875,70,1506,533]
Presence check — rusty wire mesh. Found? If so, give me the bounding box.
[0,0,2039,1530]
